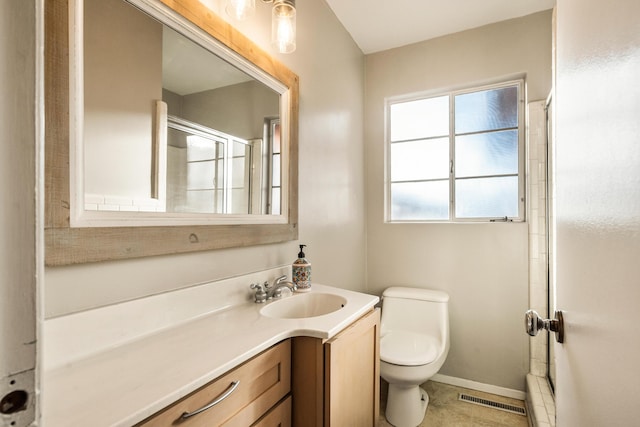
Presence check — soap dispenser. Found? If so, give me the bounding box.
[292,244,311,292]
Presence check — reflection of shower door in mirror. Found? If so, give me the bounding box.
[545,94,556,391]
[166,116,255,214]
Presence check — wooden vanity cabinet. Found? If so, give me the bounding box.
[292,308,381,427]
[136,339,291,427]
[253,395,291,427]
[135,309,379,427]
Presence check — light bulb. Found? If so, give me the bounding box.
[271,0,296,53]
[226,0,256,21]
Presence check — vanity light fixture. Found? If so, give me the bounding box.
[270,0,296,53]
[226,0,297,53]
[226,0,256,20]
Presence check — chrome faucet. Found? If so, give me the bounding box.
[267,275,297,299]
[250,276,297,303]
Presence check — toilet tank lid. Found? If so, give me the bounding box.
[383,287,449,302]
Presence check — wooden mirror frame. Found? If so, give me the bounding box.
[45,0,299,265]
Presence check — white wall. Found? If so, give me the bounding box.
[45,0,366,317]
[364,11,553,391]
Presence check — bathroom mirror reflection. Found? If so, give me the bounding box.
[80,0,284,219]
[164,116,281,214]
[44,0,299,265]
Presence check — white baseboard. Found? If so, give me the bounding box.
[431,374,526,400]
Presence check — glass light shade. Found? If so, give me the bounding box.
[226,0,256,20]
[271,0,296,53]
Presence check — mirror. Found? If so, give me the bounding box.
[45,0,299,265]
[82,1,282,217]
[80,0,286,222]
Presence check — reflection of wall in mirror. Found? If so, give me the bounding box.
[84,0,161,202]
[163,81,279,140]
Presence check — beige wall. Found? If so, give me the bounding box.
[45,0,366,317]
[44,0,552,395]
[364,11,553,391]
[83,0,162,198]
[182,81,279,140]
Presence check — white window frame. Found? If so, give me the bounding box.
[384,79,526,223]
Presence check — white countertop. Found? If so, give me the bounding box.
[42,284,379,427]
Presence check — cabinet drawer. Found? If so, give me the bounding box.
[252,396,291,427]
[137,339,291,427]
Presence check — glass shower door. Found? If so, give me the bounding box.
[546,94,556,391]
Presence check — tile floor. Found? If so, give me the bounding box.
[378,380,529,427]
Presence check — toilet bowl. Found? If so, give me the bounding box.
[380,287,450,427]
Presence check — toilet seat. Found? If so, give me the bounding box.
[380,331,440,366]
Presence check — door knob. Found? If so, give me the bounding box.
[525,309,564,343]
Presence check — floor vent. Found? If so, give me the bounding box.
[458,393,527,416]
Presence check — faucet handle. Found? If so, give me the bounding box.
[250,282,268,303]
[262,281,273,298]
[250,282,264,291]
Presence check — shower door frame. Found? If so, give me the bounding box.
[545,92,556,393]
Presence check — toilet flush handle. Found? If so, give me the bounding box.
[524,309,564,343]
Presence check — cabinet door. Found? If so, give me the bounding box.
[324,308,380,427]
[291,336,324,426]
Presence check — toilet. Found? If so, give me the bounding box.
[380,287,450,427]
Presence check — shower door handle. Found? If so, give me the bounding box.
[525,309,565,343]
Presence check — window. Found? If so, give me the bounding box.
[386,80,524,222]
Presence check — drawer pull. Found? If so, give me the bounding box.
[180,380,240,420]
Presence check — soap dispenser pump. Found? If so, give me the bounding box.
[292,244,311,292]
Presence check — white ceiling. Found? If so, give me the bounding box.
[324,0,555,54]
[163,27,252,96]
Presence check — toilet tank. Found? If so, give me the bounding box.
[380,287,449,341]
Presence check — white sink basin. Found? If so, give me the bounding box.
[260,292,347,319]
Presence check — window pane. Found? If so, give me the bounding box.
[455,176,518,218]
[390,96,449,142]
[271,187,281,215]
[391,181,449,220]
[272,122,281,154]
[455,130,518,178]
[390,137,449,182]
[455,86,518,134]
[272,153,281,187]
